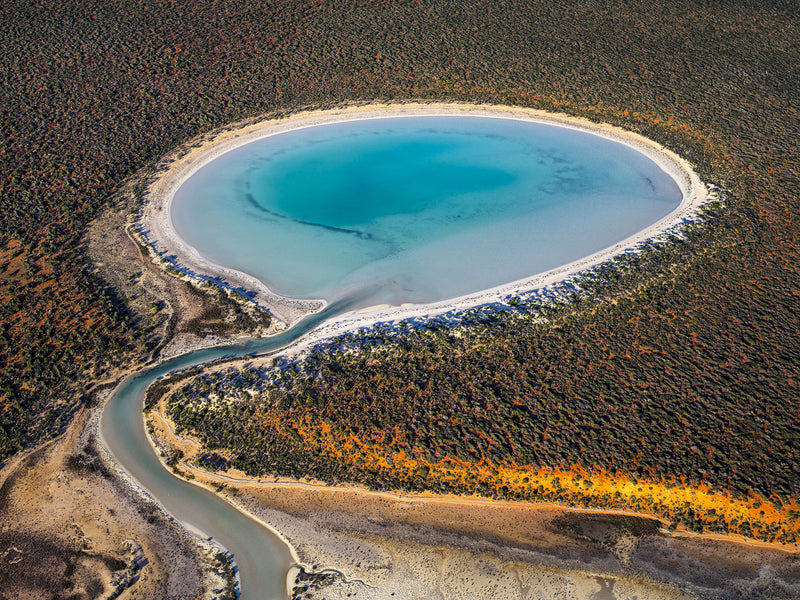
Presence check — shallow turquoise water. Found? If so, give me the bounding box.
[172,116,680,305]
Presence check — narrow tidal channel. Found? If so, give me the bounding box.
[100,301,354,600]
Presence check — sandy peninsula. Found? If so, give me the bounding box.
[139,101,713,337]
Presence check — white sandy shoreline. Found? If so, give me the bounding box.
[140,101,712,340]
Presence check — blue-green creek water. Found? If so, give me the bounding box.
[101,302,357,600]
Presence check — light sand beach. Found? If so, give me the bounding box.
[140,102,712,338]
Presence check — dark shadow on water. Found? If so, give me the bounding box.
[591,577,618,600]
[242,192,374,240]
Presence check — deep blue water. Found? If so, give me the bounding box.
[172,116,680,306]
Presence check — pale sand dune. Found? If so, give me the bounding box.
[140,102,713,337]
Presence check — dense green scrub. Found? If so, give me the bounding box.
[1,0,798,521]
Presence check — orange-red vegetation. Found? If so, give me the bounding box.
[263,412,799,543]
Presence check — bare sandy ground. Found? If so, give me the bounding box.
[140,102,713,337]
[87,197,280,362]
[237,484,800,600]
[0,407,231,600]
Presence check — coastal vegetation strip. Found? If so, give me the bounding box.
[154,377,800,548]
[283,421,799,544]
[158,251,798,543]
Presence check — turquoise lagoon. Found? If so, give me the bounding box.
[171,116,681,306]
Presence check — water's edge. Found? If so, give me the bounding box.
[100,302,353,600]
[140,104,710,332]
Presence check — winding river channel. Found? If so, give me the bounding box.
[101,301,356,600]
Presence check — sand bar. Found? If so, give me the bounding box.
[140,101,712,336]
